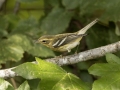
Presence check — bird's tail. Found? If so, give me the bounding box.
[77,18,99,35]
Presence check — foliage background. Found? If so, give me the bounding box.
[0,0,120,90]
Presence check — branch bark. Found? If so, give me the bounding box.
[0,41,120,79]
[46,41,120,65]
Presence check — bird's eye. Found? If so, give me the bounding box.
[42,40,46,43]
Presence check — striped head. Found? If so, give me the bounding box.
[36,35,54,47]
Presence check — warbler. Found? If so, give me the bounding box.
[36,19,99,52]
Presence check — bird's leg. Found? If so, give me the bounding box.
[67,49,71,52]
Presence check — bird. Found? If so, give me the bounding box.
[36,19,99,52]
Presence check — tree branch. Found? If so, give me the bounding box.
[46,41,120,65]
[0,41,120,78]
[14,1,20,14]
[0,67,17,79]
[0,0,6,9]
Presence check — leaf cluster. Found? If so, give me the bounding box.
[0,0,120,90]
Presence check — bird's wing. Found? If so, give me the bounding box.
[52,34,85,48]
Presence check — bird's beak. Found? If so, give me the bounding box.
[34,40,39,43]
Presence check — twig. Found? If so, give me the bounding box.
[14,1,20,14]
[0,41,120,78]
[0,0,6,9]
[10,78,17,89]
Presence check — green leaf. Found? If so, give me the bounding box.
[0,16,9,30]
[36,57,67,77]
[0,34,34,63]
[62,0,80,9]
[12,17,40,37]
[4,14,20,30]
[36,57,90,90]
[106,53,120,64]
[13,62,39,79]
[16,81,30,90]
[13,58,66,79]
[8,34,32,51]
[8,34,54,58]
[92,73,120,90]
[88,63,120,77]
[79,0,120,21]
[28,44,55,57]
[0,78,14,90]
[0,29,8,38]
[0,16,9,37]
[0,40,24,63]
[28,79,40,90]
[52,73,90,90]
[89,57,120,90]
[13,58,90,90]
[40,7,74,35]
[36,58,68,89]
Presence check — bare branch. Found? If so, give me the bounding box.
[14,1,20,14]
[0,41,120,78]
